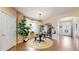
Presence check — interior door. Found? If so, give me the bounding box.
[0,11,2,50]
[0,12,16,51]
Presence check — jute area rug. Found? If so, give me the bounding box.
[27,38,54,49]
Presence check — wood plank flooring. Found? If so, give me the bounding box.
[8,36,79,51]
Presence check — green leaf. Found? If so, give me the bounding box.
[16,16,32,37]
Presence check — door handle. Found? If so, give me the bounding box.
[2,34,5,36]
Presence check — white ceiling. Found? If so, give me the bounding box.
[15,7,79,20]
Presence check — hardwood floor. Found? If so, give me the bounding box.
[8,36,79,51]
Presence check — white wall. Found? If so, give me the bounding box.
[74,17,79,36]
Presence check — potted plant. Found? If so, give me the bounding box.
[17,16,32,42]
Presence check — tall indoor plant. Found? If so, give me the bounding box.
[17,16,31,42]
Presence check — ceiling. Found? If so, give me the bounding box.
[15,7,79,20]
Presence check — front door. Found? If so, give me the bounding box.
[59,21,72,36]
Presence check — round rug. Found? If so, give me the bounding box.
[27,38,54,49]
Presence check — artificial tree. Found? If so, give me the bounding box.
[17,16,32,42]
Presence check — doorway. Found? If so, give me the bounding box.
[59,21,73,36]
